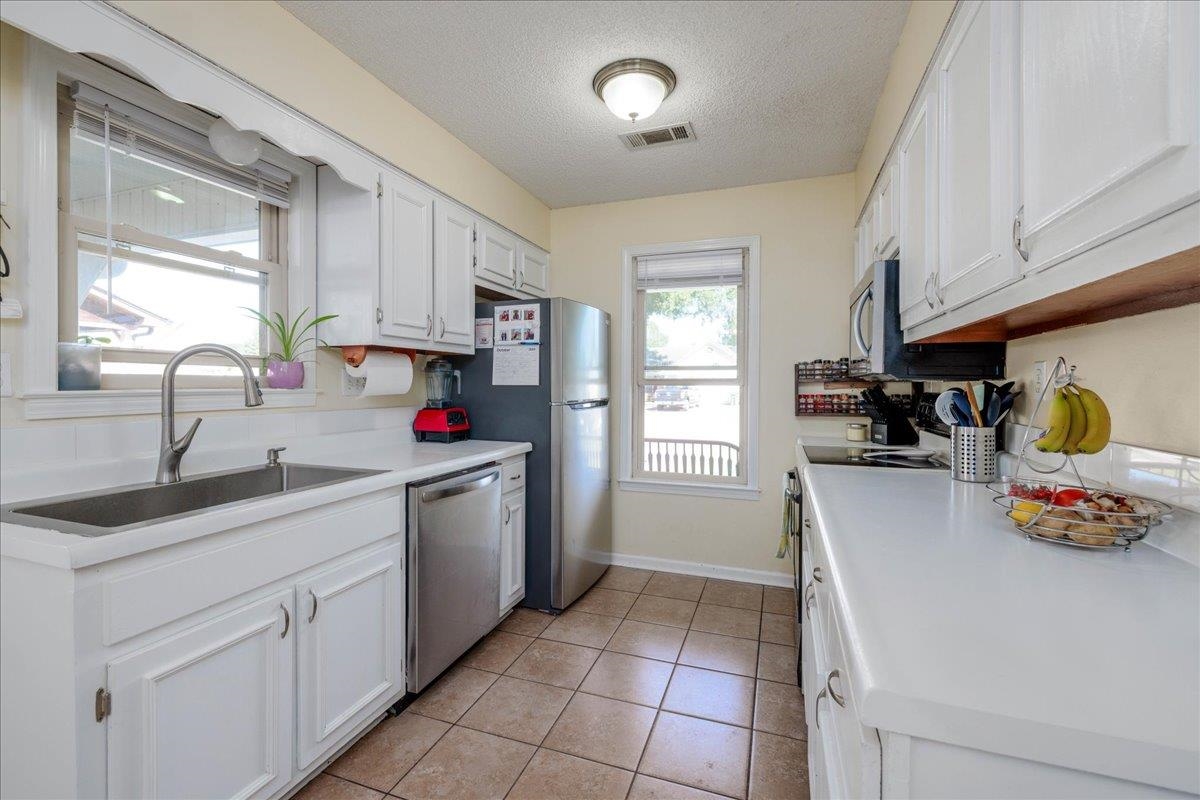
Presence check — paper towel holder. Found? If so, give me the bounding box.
[340,345,416,368]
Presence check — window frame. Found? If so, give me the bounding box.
[619,237,761,499]
[18,39,319,418]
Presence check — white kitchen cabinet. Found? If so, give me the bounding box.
[935,0,1019,312]
[1017,0,1199,274]
[875,163,899,258]
[518,243,550,297]
[476,219,520,290]
[106,589,295,800]
[433,199,477,349]
[296,544,405,769]
[855,203,876,284]
[379,169,437,343]
[897,88,940,329]
[499,456,527,615]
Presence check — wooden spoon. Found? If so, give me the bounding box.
[965,380,985,427]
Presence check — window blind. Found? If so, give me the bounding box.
[636,248,745,289]
[70,82,291,208]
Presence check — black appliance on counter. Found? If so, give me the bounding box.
[850,260,1006,380]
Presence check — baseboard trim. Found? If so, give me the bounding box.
[610,552,791,587]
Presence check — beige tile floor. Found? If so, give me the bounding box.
[294,567,807,800]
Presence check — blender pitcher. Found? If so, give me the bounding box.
[424,358,461,408]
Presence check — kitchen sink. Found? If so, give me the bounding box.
[0,463,384,537]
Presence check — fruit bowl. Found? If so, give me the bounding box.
[988,478,1170,551]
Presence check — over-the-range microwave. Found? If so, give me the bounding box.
[849,260,1006,380]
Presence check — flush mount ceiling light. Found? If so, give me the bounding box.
[593,58,677,123]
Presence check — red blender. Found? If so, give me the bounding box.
[412,358,470,442]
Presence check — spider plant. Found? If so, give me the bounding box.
[243,307,337,363]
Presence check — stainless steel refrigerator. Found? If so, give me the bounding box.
[454,298,611,612]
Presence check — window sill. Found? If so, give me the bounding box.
[22,388,317,420]
[618,477,761,501]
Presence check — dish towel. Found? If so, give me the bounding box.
[776,472,791,559]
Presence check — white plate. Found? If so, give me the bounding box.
[863,448,938,461]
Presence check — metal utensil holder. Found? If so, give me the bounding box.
[951,426,997,482]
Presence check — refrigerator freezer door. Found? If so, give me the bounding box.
[552,401,612,609]
[552,298,610,404]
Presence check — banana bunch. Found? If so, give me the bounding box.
[1034,385,1111,455]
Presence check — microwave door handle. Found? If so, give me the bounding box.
[853,287,872,357]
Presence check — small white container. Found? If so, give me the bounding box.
[846,422,868,442]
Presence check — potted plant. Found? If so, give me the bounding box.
[243,307,336,389]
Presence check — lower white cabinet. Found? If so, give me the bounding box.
[106,590,295,800]
[296,544,405,769]
[499,456,527,615]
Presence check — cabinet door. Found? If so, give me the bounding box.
[936,0,1019,311]
[875,163,898,257]
[476,220,519,289]
[434,199,476,349]
[518,244,550,297]
[856,204,876,283]
[898,89,941,328]
[379,171,435,342]
[296,545,405,769]
[500,489,526,614]
[1018,0,1199,274]
[107,590,294,800]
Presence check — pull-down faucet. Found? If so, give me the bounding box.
[157,343,264,484]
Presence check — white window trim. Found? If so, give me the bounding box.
[618,236,761,500]
[17,36,319,418]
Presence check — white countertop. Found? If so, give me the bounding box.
[796,436,1200,793]
[1,433,530,570]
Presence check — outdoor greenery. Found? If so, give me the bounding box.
[645,285,737,351]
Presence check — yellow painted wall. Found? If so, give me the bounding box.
[111,1,549,247]
[853,0,955,214]
[1006,305,1200,456]
[550,175,857,577]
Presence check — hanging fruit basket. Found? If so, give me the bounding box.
[985,357,1171,551]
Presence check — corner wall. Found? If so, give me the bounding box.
[550,175,857,578]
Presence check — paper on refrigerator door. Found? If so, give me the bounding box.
[492,344,539,386]
[475,317,494,348]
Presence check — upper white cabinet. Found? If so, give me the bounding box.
[934,0,1019,312]
[897,88,940,329]
[106,590,295,800]
[519,243,550,297]
[476,220,520,289]
[875,163,898,258]
[296,545,405,769]
[1017,0,1199,274]
[855,203,877,283]
[434,199,478,349]
[379,170,437,342]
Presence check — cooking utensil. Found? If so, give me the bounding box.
[951,393,974,426]
[965,381,985,427]
[935,391,959,426]
[981,382,996,422]
[986,393,1002,426]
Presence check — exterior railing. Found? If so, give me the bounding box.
[643,438,741,478]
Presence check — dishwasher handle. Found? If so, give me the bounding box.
[419,470,499,502]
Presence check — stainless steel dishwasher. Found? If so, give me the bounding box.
[406,463,502,693]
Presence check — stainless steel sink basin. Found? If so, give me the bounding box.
[0,463,384,537]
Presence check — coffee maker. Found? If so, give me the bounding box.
[412,358,471,442]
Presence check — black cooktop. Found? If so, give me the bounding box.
[802,445,948,470]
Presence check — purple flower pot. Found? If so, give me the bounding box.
[265,360,305,389]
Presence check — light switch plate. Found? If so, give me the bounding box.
[1032,360,1047,395]
[0,352,12,397]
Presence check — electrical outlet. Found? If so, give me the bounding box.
[1032,360,1047,396]
[0,352,12,398]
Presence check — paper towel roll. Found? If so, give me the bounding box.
[345,351,413,397]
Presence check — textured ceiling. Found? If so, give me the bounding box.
[279,0,909,208]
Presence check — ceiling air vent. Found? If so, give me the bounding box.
[619,122,696,151]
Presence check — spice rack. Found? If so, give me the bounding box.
[794,360,914,417]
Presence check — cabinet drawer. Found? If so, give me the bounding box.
[501,458,526,491]
[103,492,403,646]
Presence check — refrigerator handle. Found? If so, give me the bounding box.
[554,399,609,410]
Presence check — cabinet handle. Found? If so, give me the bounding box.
[425,315,433,336]
[826,669,846,708]
[307,589,318,623]
[504,504,512,524]
[815,686,829,729]
[512,272,519,289]
[518,269,525,289]
[923,274,936,309]
[934,272,945,305]
[279,603,290,639]
[438,316,446,338]
[803,518,812,529]
[812,566,823,583]
[1012,205,1030,262]
[803,581,816,618]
